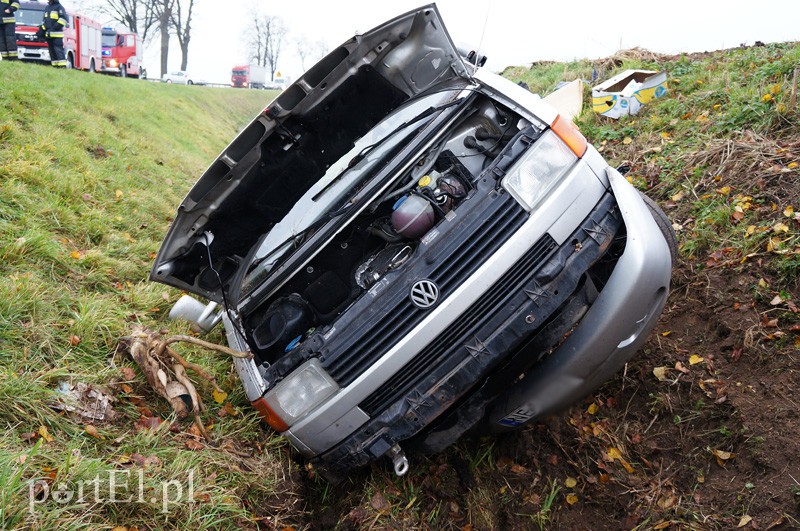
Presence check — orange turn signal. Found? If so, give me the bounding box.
[252,398,289,432]
[551,115,588,158]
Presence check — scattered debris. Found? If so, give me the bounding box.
[51,381,118,422]
[116,325,251,442]
[543,79,584,121]
[592,70,667,118]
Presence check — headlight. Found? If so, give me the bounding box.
[264,359,339,426]
[502,130,578,211]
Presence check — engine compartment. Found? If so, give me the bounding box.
[242,96,536,366]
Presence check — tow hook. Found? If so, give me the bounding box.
[387,444,409,476]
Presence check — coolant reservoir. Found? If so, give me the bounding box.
[391,194,435,239]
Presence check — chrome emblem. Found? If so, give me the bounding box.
[410,280,439,309]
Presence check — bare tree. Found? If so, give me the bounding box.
[150,0,175,77]
[295,36,310,72]
[79,0,158,43]
[170,0,196,71]
[246,13,286,81]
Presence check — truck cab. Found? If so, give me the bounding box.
[101,27,145,78]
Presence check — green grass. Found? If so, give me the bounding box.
[505,42,800,283]
[0,62,287,529]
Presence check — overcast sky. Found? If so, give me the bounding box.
[90,0,799,84]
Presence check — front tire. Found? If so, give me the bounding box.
[187,80,193,85]
[639,192,679,262]
[89,59,95,73]
[119,65,127,78]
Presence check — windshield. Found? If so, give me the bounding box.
[102,33,117,47]
[15,8,45,26]
[232,70,246,76]
[240,88,464,295]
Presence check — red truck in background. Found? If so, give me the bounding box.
[231,64,268,89]
[14,0,102,71]
[101,27,145,78]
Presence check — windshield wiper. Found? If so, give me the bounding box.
[247,203,352,274]
[312,96,468,202]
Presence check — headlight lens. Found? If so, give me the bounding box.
[502,130,578,211]
[264,359,338,425]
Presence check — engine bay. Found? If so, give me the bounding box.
[242,96,536,366]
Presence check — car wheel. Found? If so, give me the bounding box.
[187,80,193,85]
[639,191,679,262]
[166,79,172,84]
[120,65,127,78]
[89,59,96,73]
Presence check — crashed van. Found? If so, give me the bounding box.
[151,5,676,481]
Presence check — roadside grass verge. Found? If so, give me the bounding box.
[0,62,295,529]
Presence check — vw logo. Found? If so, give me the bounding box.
[410,280,439,309]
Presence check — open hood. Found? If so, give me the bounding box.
[151,4,470,303]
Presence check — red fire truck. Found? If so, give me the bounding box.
[101,27,145,78]
[14,1,102,71]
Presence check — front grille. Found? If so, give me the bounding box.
[359,233,557,416]
[322,193,528,386]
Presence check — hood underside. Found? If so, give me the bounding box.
[151,4,470,303]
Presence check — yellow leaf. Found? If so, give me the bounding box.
[774,223,789,233]
[111,527,128,531]
[653,366,669,381]
[38,425,54,443]
[713,103,722,110]
[115,189,123,200]
[737,515,752,528]
[587,403,599,415]
[670,192,684,202]
[661,331,672,337]
[758,278,768,288]
[788,162,799,169]
[713,448,734,461]
[85,424,103,439]
[123,233,136,243]
[715,186,731,196]
[653,522,671,530]
[784,206,795,217]
[761,93,773,102]
[689,355,704,365]
[565,477,577,488]
[771,83,782,95]
[566,493,578,505]
[212,389,228,404]
[622,137,633,145]
[70,250,83,260]
[660,132,671,139]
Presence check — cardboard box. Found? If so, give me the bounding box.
[592,70,667,119]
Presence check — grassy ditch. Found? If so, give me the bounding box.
[0,62,288,529]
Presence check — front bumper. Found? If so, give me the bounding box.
[309,168,670,479]
[489,167,672,428]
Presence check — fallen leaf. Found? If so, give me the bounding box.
[675,361,690,374]
[566,493,578,505]
[587,403,599,415]
[653,366,669,381]
[68,335,81,346]
[115,189,123,200]
[185,439,204,451]
[773,223,789,233]
[784,206,795,217]
[85,424,102,439]
[38,425,54,443]
[713,448,735,466]
[69,250,84,260]
[565,477,577,488]
[770,295,784,305]
[121,367,136,381]
[689,355,704,365]
[607,447,635,473]
[371,491,390,512]
[622,137,632,145]
[715,186,731,196]
[212,389,228,404]
[737,515,753,528]
[788,162,798,169]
